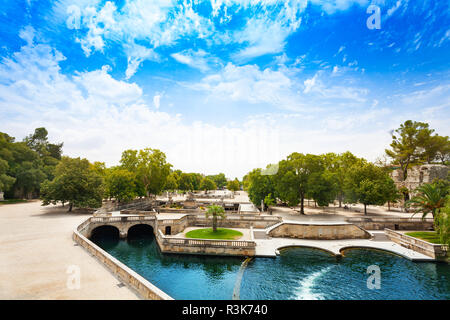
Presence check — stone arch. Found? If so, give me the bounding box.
[127,223,155,239]
[339,246,406,260]
[276,245,338,257]
[90,225,120,240]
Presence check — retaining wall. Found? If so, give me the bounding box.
[268,223,372,240]
[385,228,448,260]
[73,218,173,300]
[347,217,434,231]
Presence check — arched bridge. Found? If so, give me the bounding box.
[86,216,158,239]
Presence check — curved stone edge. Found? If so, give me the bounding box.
[276,244,339,257]
[73,217,174,300]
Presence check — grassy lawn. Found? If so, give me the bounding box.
[185,228,243,240]
[0,199,29,205]
[405,231,442,244]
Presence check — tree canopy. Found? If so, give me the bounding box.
[40,157,104,211]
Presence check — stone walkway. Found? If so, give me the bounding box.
[0,201,138,299]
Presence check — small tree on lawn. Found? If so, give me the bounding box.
[205,204,226,232]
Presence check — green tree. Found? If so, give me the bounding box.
[432,135,450,165]
[385,120,434,180]
[178,173,194,192]
[40,157,104,211]
[275,153,324,214]
[0,159,15,195]
[1,129,62,199]
[24,127,63,159]
[207,173,227,189]
[164,173,179,192]
[322,152,365,207]
[205,204,226,232]
[246,168,277,209]
[120,148,172,196]
[344,163,395,215]
[406,183,448,226]
[436,196,450,246]
[383,177,401,211]
[105,167,136,203]
[306,171,336,207]
[226,178,240,193]
[189,173,204,191]
[200,177,217,193]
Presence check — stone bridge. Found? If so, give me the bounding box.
[86,216,158,239]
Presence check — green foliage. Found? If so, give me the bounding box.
[264,193,276,207]
[206,173,227,189]
[344,163,396,214]
[385,120,450,179]
[164,173,179,192]
[306,171,337,207]
[178,172,194,192]
[226,178,240,192]
[200,177,217,192]
[205,204,226,232]
[246,168,277,208]
[436,197,450,246]
[406,183,448,224]
[185,228,242,240]
[322,151,365,207]
[405,231,442,244]
[0,158,15,192]
[40,157,104,211]
[0,129,62,199]
[274,153,334,213]
[105,167,136,203]
[120,148,172,196]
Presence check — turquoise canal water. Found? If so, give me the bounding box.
[91,227,450,300]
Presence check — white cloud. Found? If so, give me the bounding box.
[55,0,376,77]
[153,94,162,109]
[171,49,219,72]
[3,28,449,179]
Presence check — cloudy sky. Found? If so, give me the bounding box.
[0,0,449,179]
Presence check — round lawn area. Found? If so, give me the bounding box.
[185,228,243,240]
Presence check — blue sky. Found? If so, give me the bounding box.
[0,0,449,178]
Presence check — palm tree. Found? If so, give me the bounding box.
[205,204,226,232]
[406,183,447,228]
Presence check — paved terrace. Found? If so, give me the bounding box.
[0,201,138,299]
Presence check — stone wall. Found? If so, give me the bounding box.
[385,228,448,260]
[391,164,449,196]
[268,223,372,240]
[346,217,434,231]
[155,229,256,257]
[73,218,173,300]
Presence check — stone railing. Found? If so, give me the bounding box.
[385,228,448,260]
[73,218,173,300]
[156,230,256,256]
[158,230,256,248]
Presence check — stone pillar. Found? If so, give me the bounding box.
[0,191,4,201]
[119,230,127,239]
